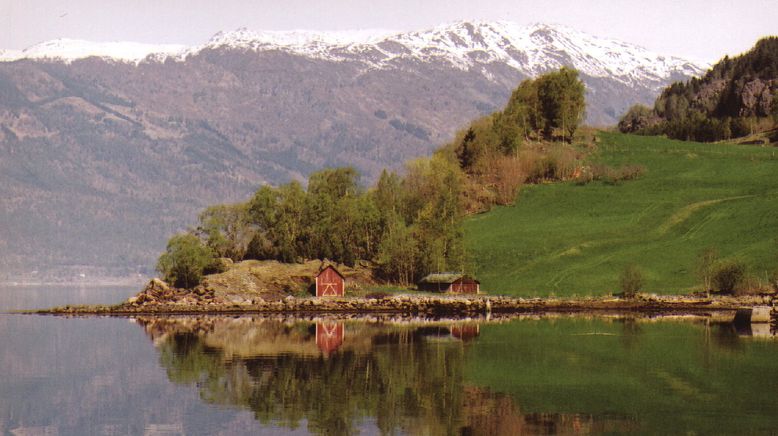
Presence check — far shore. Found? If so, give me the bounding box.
[0,278,147,287]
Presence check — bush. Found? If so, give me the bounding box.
[156,233,218,289]
[619,264,644,298]
[769,269,778,292]
[712,261,747,294]
[696,247,719,295]
[574,164,645,185]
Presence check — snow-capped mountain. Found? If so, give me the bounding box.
[2,21,706,90]
[196,22,705,88]
[0,21,708,277]
[0,39,187,63]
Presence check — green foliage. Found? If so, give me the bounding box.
[619,264,644,297]
[465,132,778,296]
[455,128,479,170]
[156,233,217,288]
[492,68,585,144]
[620,37,778,142]
[712,261,747,294]
[376,216,418,286]
[197,203,249,261]
[166,160,466,284]
[536,67,586,142]
[617,104,656,133]
[696,247,719,294]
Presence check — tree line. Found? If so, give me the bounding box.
[447,67,590,210]
[157,68,588,288]
[158,159,466,288]
[619,37,778,142]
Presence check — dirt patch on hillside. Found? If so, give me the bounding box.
[201,259,378,303]
[127,259,379,306]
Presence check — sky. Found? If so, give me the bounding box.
[2,0,776,63]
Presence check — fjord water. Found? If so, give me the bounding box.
[2,287,778,435]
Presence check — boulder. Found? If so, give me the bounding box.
[145,278,171,294]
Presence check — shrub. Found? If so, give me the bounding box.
[712,261,747,294]
[156,233,218,289]
[574,164,645,185]
[492,156,526,205]
[619,264,644,298]
[768,269,778,292]
[696,247,719,295]
[736,274,768,296]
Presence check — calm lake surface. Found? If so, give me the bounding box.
[1,286,778,435]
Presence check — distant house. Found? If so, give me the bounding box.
[316,265,345,297]
[417,273,480,294]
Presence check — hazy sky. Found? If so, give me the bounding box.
[2,0,776,62]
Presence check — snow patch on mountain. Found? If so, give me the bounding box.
[195,21,706,87]
[0,39,187,63]
[0,21,707,87]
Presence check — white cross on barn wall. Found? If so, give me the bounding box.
[320,281,338,296]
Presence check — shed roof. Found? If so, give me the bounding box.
[317,264,344,279]
[419,273,478,284]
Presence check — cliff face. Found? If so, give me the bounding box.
[620,37,778,141]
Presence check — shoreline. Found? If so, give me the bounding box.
[21,293,777,319]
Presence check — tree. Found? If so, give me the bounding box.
[376,216,419,285]
[197,203,250,261]
[712,261,746,294]
[696,247,719,296]
[455,128,478,170]
[275,181,307,262]
[307,167,359,200]
[536,67,586,142]
[619,264,644,298]
[156,233,216,289]
[618,104,656,133]
[373,169,403,226]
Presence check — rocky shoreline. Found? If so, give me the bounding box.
[26,292,776,319]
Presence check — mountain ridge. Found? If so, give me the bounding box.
[2,21,705,87]
[0,21,706,279]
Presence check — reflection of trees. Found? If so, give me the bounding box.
[141,318,472,435]
[139,317,636,435]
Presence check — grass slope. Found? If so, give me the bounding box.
[465,132,778,296]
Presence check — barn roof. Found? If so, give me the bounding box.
[419,273,478,285]
[317,264,344,279]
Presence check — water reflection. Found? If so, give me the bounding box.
[4,306,775,435]
[137,316,637,435]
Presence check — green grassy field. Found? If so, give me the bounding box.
[465,132,778,296]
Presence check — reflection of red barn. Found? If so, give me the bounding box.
[450,323,480,341]
[316,265,345,297]
[316,322,344,354]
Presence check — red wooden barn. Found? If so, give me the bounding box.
[315,265,345,297]
[418,273,480,294]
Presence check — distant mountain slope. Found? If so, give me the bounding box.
[0,22,705,279]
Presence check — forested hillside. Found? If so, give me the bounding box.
[619,37,778,142]
[156,69,591,288]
